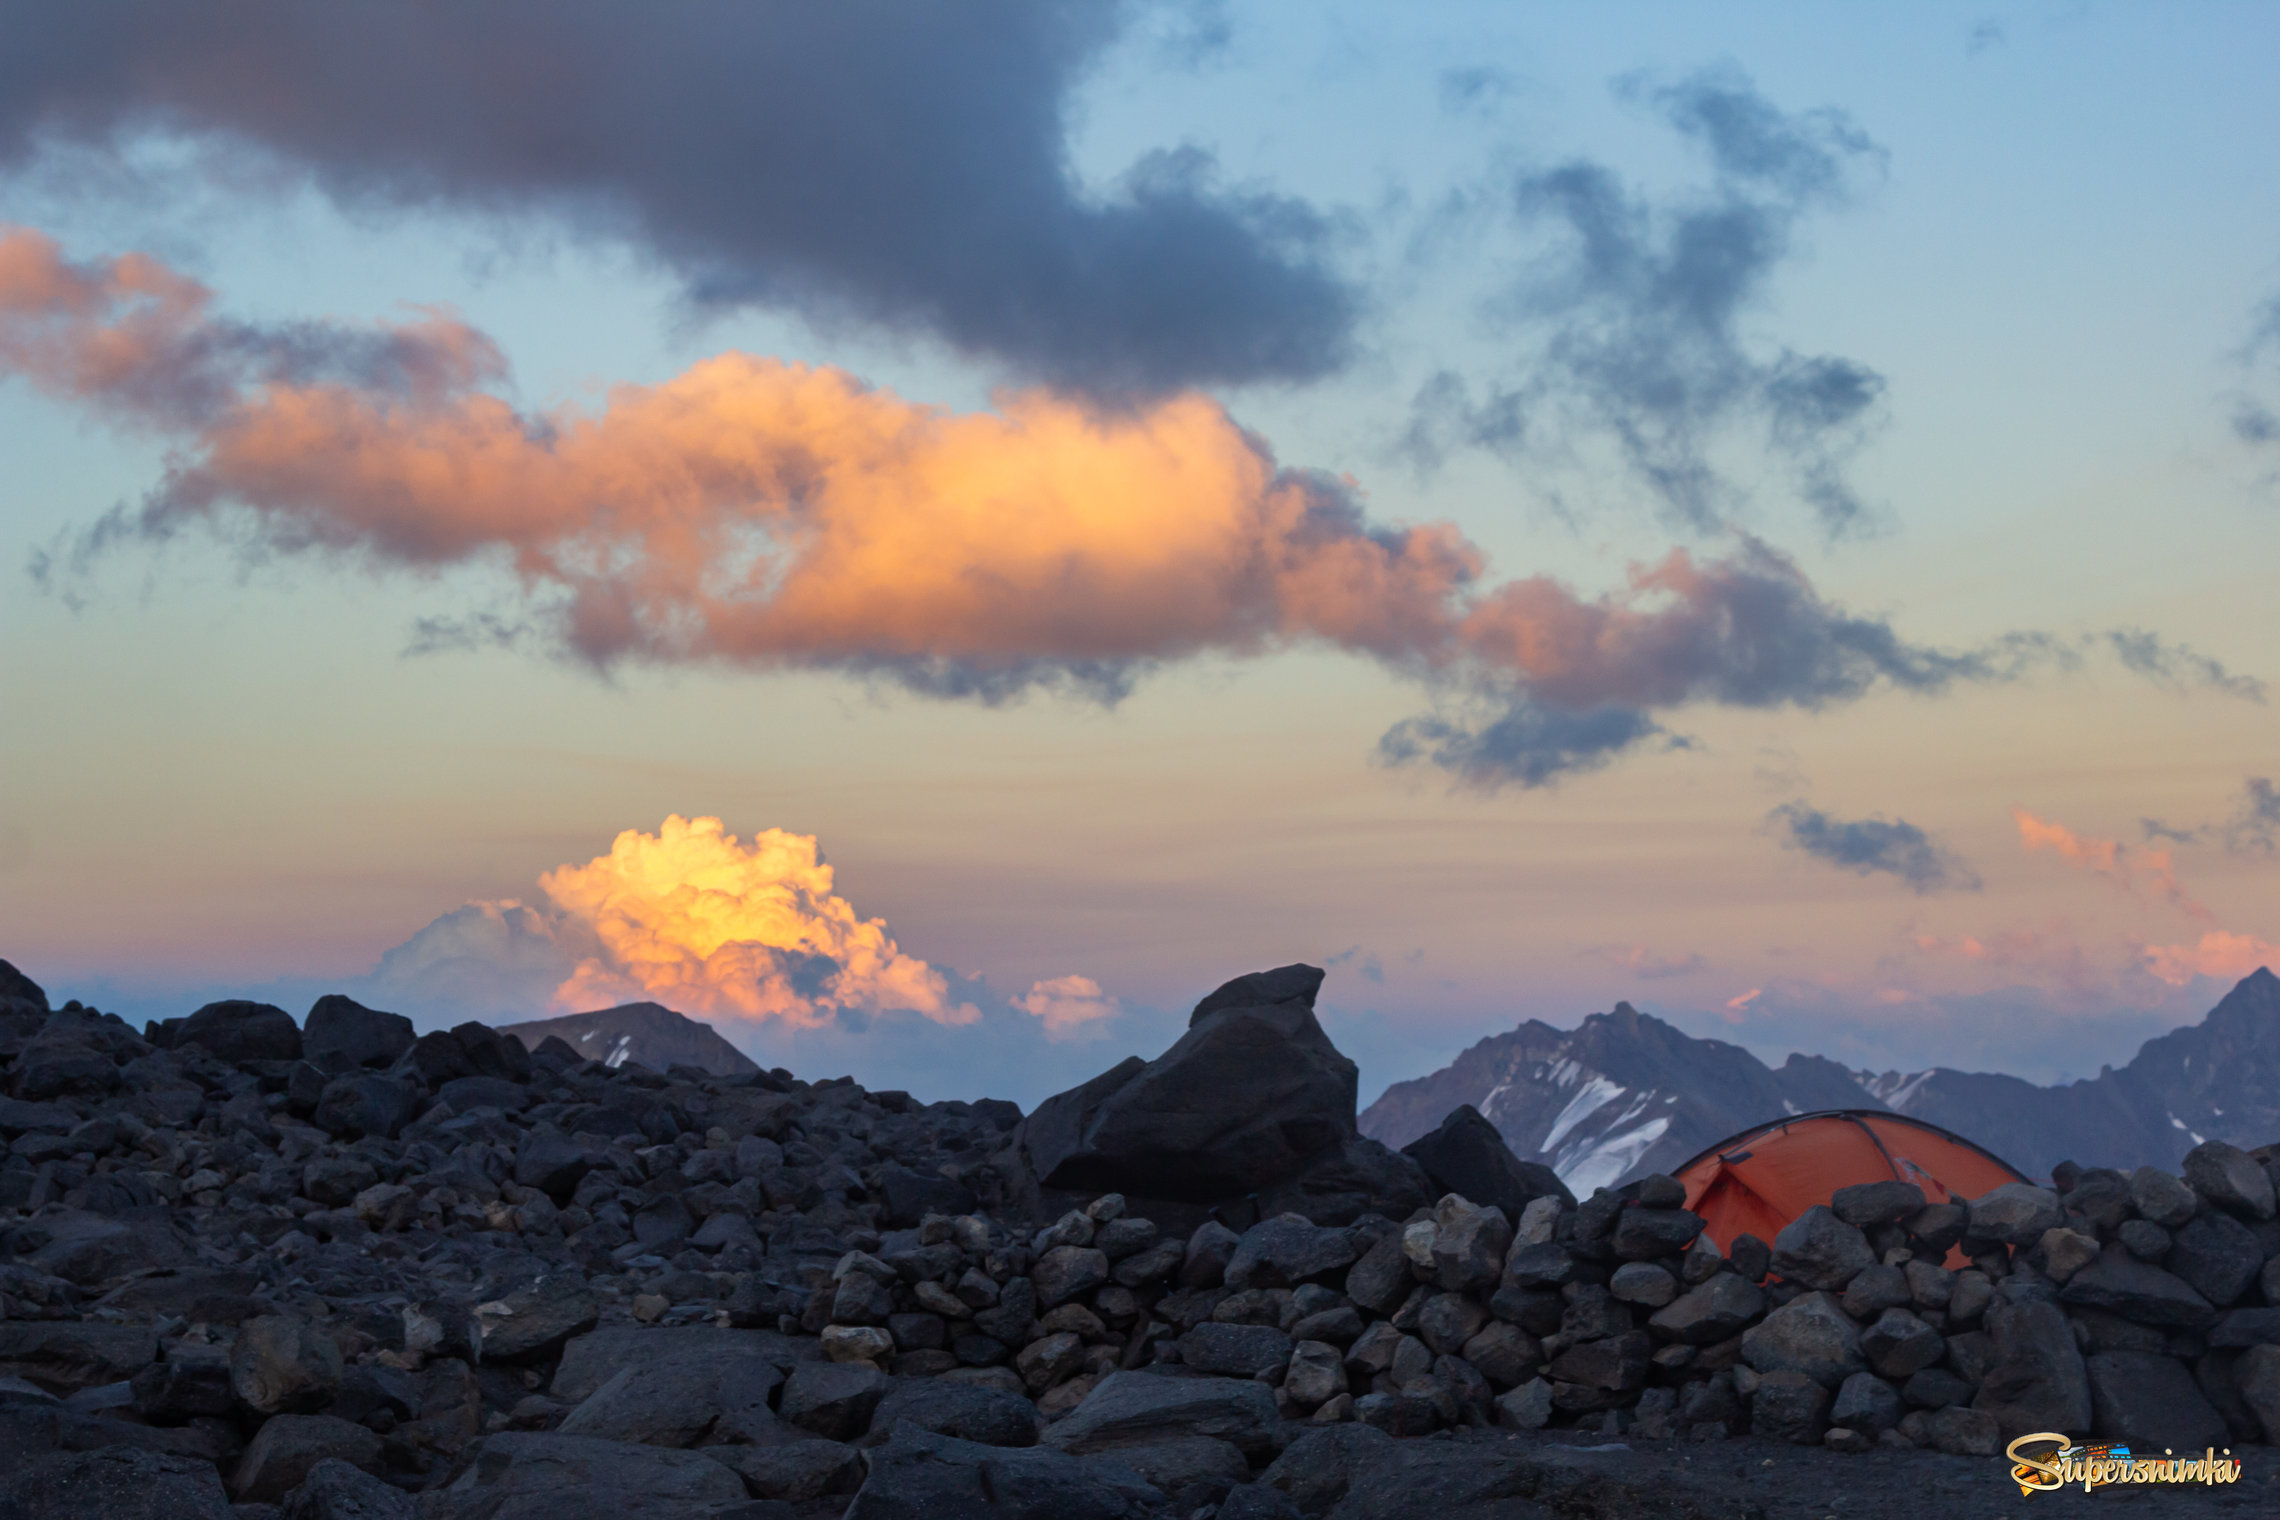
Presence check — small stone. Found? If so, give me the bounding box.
[2183,1140,2277,1220]
[1494,1377,1552,1429]
[2130,1166,2199,1228]
[231,1315,343,1416]
[1514,1196,1564,1246]
[1648,1272,1765,1346]
[1180,1323,1294,1379]
[1429,1196,1511,1292]
[1015,1331,1085,1390]
[631,1294,668,1323]
[1458,1322,1540,1388]
[1608,1261,1677,1307]
[1822,1424,1871,1453]
[1182,1221,1242,1289]
[822,1324,895,1364]
[1283,1341,1348,1408]
[1903,1258,1954,1310]
[1414,1292,1487,1357]
[1032,1246,1110,1308]
[1610,1208,1706,1261]
[1830,1180,1926,1230]
[1926,1405,2001,1455]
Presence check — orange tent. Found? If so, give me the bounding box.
[1673,1110,2028,1267]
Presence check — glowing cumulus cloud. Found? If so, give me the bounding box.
[538,815,978,1028]
[1013,975,1121,1038]
[2142,932,2280,988]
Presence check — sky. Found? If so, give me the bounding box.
[3,1,2277,1106]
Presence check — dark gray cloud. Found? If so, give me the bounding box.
[2235,294,2280,464]
[1419,68,1888,533]
[2140,818,2204,846]
[2103,629,2267,702]
[2225,777,2279,856]
[1768,801,1981,893]
[1378,700,1677,790]
[0,1,1355,395]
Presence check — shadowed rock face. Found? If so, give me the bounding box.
[1011,965,1428,1217]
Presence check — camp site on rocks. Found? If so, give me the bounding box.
[6,956,2280,1518]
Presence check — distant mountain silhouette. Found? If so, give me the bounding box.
[1360,969,2280,1188]
[496,1001,760,1077]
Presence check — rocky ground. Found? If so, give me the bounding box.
[6,957,2280,1519]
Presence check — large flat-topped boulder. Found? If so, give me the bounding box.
[1010,965,1427,1217]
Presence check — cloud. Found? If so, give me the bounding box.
[1769,801,1981,893]
[5,227,2248,790]
[1584,945,1709,981]
[2142,931,2280,988]
[2103,629,2266,703]
[2224,777,2280,855]
[377,815,978,1030]
[2139,818,2204,846]
[1013,974,1122,1038]
[1432,68,1889,532]
[0,2,1352,394]
[2013,808,2210,920]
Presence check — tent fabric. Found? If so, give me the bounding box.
[1672,1109,2028,1266]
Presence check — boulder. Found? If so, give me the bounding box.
[1648,1272,1765,1346]
[1427,1196,1509,1292]
[1926,1406,2001,1456]
[231,1315,344,1415]
[2084,1350,2229,1452]
[1494,1378,1553,1430]
[863,1377,1040,1448]
[1610,1208,1706,1261]
[1830,1371,1903,1435]
[1257,1426,1400,1515]
[231,1414,384,1503]
[1397,1105,1573,1219]
[1033,1245,1111,1308]
[780,1360,891,1441]
[1751,1371,1831,1444]
[2167,1208,2263,1307]
[1460,1322,1541,1388]
[1830,1180,1926,1229]
[1547,1330,1650,1391]
[1972,1298,2090,1441]
[1966,1183,2064,1247]
[1608,1261,1677,1307]
[2036,1227,2100,1283]
[477,1282,600,1363]
[556,1348,783,1446]
[1007,965,1423,1209]
[2058,1245,2217,1328]
[846,1426,1159,1520]
[1839,1263,1909,1319]
[1225,1214,1357,1289]
[1769,1207,1873,1291]
[280,1458,418,1520]
[1859,1308,1945,1380]
[2238,1344,2280,1443]
[1105,1437,1251,1497]
[1741,1292,1862,1388]
[1179,1323,1292,1378]
[705,1440,865,1503]
[301,997,415,1070]
[1283,1340,1348,1408]
[0,1447,234,1520]
[445,1432,749,1520]
[1041,1371,1279,1458]
[2183,1140,2277,1220]
[173,999,303,1063]
[2130,1166,2200,1228]
[1414,1293,1488,1357]
[0,1321,157,1393]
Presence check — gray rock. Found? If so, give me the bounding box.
[2084,1350,2229,1451]
[1041,1371,1279,1458]
[1741,1292,1863,1388]
[513,1135,595,1203]
[0,1447,233,1520]
[779,1360,891,1441]
[1769,1207,1873,1291]
[1547,1330,1649,1391]
[0,1321,157,1393]
[309,1075,415,1140]
[1972,1297,2090,1441]
[1225,1214,1356,1289]
[2211,1308,2280,1347]
[831,1269,894,1325]
[1830,1180,1926,1229]
[1181,1221,1241,1289]
[1859,1307,1945,1379]
[1459,1322,1540,1388]
[1610,1208,1706,1261]
[2131,1166,2200,1228]
[174,999,303,1063]
[1607,1261,1676,1307]
[1009,965,1370,1201]
[1106,1435,1251,1496]
[1015,1330,1083,1390]
[1830,1371,1903,1435]
[131,1344,235,1421]
[446,1432,749,1520]
[2183,1140,2277,1220]
[546,1326,804,1403]
[1498,1241,1578,1291]
[1427,1196,1509,1292]
[1290,1305,1365,1346]
[1966,1183,2064,1247]
[1902,1367,1975,1410]
[2238,1344,2280,1443]
[231,1315,343,1415]
[863,1378,1039,1448]
[705,1440,864,1502]
[1414,1292,1487,1357]
[1034,1245,1112,1308]
[27,1210,192,1287]
[1926,1406,2001,1456]
[1257,1423,1399,1514]
[478,1282,600,1363]
[1947,1270,1995,1326]
[232,1414,383,1504]
[1840,1263,1910,1319]
[301,996,415,1071]
[1494,1378,1553,1430]
[1353,1389,1440,1437]
[2116,1218,2171,1260]
[1649,1272,1765,1346]
[1094,1216,1159,1262]
[1751,1371,1832,1444]
[1342,1232,1411,1317]
[973,1276,1038,1345]
[2167,1208,2263,1307]
[556,1348,783,1446]
[1179,1322,1292,1378]
[846,1426,1158,1520]
[280,1458,418,1520]
[1398,1104,1573,1220]
[2058,1245,2216,1328]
